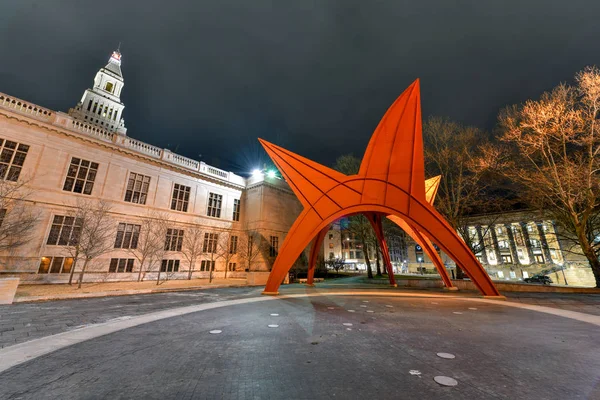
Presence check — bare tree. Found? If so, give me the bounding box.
[423,116,508,278]
[0,178,39,260]
[215,231,238,279]
[202,231,219,283]
[181,223,203,280]
[126,211,169,282]
[238,227,265,272]
[65,199,115,288]
[486,66,600,287]
[332,154,377,279]
[325,255,345,275]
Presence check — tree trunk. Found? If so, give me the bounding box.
[187,258,194,280]
[77,258,89,289]
[375,246,382,276]
[68,256,79,285]
[137,259,145,282]
[576,228,600,288]
[364,244,374,279]
[224,262,228,279]
[157,263,162,285]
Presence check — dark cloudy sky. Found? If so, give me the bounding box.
[1,1,599,174]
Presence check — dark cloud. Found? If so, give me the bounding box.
[1,0,599,173]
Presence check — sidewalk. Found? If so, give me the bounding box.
[14,278,249,303]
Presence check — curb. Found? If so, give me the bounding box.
[14,283,259,303]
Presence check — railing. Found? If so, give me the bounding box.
[0,93,54,121]
[170,153,200,170]
[71,120,113,142]
[200,162,229,178]
[123,137,162,158]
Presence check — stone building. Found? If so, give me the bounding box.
[0,50,302,284]
[323,212,595,287]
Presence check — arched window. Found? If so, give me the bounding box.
[104,82,114,93]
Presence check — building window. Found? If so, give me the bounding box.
[530,239,541,248]
[229,235,238,254]
[114,223,140,249]
[207,192,222,218]
[0,139,29,181]
[496,227,503,235]
[329,243,334,249]
[329,252,334,258]
[63,157,99,195]
[0,208,5,227]
[497,271,505,278]
[356,251,363,259]
[160,259,180,272]
[124,173,150,204]
[349,251,355,259]
[200,260,215,271]
[228,262,237,271]
[38,256,74,274]
[203,232,218,253]
[535,254,544,263]
[46,216,82,246]
[329,234,333,240]
[501,255,513,264]
[269,236,279,257]
[109,258,134,273]
[105,82,114,93]
[498,240,509,249]
[170,184,190,212]
[232,199,240,221]
[165,228,184,251]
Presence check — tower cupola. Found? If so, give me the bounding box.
[68,49,127,135]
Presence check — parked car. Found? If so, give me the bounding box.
[523,274,552,285]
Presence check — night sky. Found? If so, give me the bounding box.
[1,1,599,174]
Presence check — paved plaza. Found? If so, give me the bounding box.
[1,282,600,399]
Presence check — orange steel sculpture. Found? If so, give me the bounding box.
[259,79,501,297]
[304,175,455,289]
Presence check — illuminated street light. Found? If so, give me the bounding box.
[252,169,262,178]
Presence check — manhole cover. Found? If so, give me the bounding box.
[434,376,458,386]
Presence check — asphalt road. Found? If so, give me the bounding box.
[1,290,599,400]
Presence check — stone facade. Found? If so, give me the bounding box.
[0,52,302,284]
[323,212,595,287]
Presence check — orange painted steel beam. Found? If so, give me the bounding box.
[259,79,501,298]
[307,226,328,285]
[385,175,455,289]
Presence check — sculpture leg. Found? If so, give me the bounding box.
[307,227,328,286]
[410,227,456,290]
[366,213,397,287]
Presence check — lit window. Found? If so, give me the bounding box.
[38,256,74,274]
[63,157,98,195]
[105,82,114,93]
